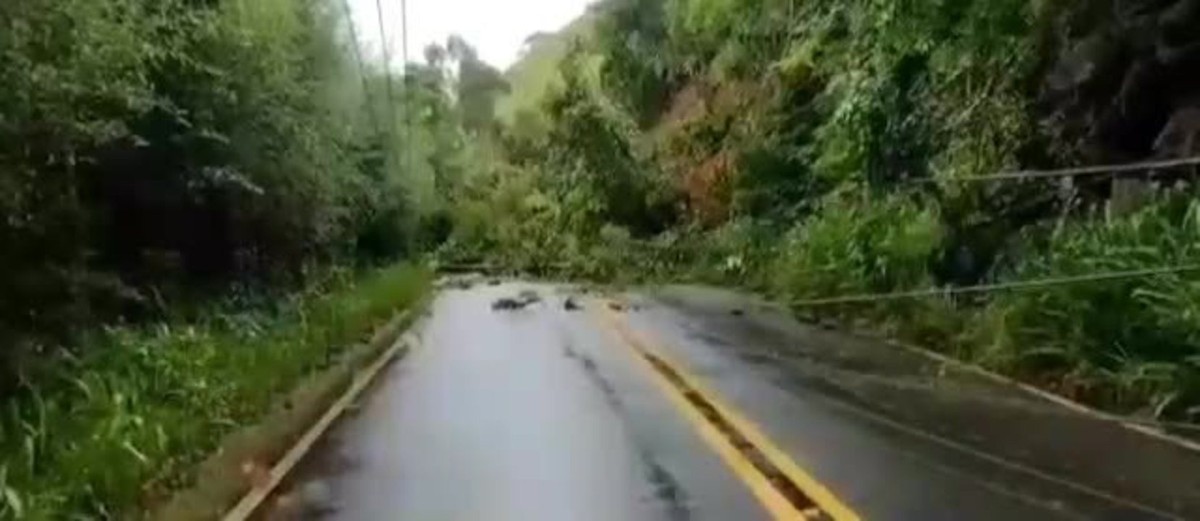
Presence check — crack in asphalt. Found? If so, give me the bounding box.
[559,332,691,521]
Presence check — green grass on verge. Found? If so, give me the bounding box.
[0,264,431,519]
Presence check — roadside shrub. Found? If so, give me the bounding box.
[0,265,430,518]
[967,198,1200,416]
[771,193,943,302]
[674,218,776,286]
[0,0,434,371]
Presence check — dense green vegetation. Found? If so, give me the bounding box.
[444,0,1200,421]
[0,0,508,516]
[4,0,1199,514]
[1,0,411,367]
[0,264,428,518]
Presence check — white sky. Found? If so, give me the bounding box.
[349,0,594,70]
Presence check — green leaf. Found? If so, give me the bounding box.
[3,486,24,518]
[122,441,149,466]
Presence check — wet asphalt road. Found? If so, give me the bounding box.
[266,280,1200,520]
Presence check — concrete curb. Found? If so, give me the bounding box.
[629,285,1200,454]
[221,324,419,521]
[150,298,429,521]
[841,325,1200,454]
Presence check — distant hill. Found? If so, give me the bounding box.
[495,13,596,125]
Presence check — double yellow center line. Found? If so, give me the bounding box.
[593,303,861,521]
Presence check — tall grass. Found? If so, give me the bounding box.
[0,264,430,519]
[756,195,1200,419]
[770,194,941,301]
[965,200,1200,415]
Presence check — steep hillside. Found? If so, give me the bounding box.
[448,0,1200,422]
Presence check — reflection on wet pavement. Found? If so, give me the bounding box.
[263,281,1200,521]
[266,282,764,520]
[634,285,1200,520]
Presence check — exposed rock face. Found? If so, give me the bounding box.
[1155,106,1200,159]
[1043,0,1200,163]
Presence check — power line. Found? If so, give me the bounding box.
[400,0,414,179]
[789,264,1200,307]
[890,156,1200,237]
[373,0,400,145]
[339,0,380,136]
[905,156,1200,185]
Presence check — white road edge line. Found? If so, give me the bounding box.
[221,321,418,521]
[848,327,1200,454]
